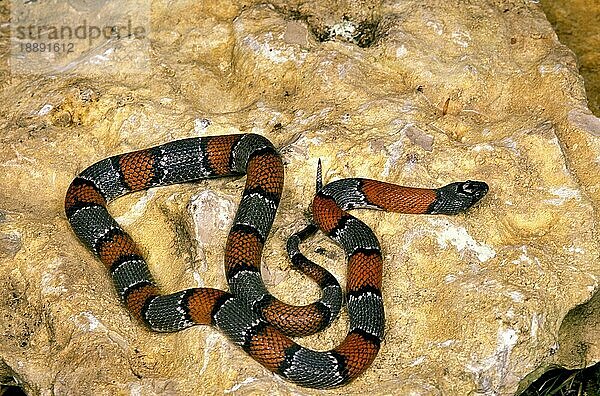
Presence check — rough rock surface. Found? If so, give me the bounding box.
[541,0,600,117]
[1,1,600,395]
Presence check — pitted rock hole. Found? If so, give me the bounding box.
[312,17,381,48]
[278,7,382,48]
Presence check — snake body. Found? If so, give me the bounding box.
[65,133,488,388]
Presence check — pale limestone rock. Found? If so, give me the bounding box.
[1,1,599,395]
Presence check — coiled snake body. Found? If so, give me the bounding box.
[65,133,488,388]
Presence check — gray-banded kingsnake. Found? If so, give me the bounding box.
[65,133,488,388]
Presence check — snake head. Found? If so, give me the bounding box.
[428,180,489,215]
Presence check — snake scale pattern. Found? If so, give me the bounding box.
[65,133,488,388]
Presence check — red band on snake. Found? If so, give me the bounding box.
[65,133,488,388]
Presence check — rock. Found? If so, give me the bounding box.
[1,1,599,395]
[541,0,600,117]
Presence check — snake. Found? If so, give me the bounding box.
[65,133,488,388]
